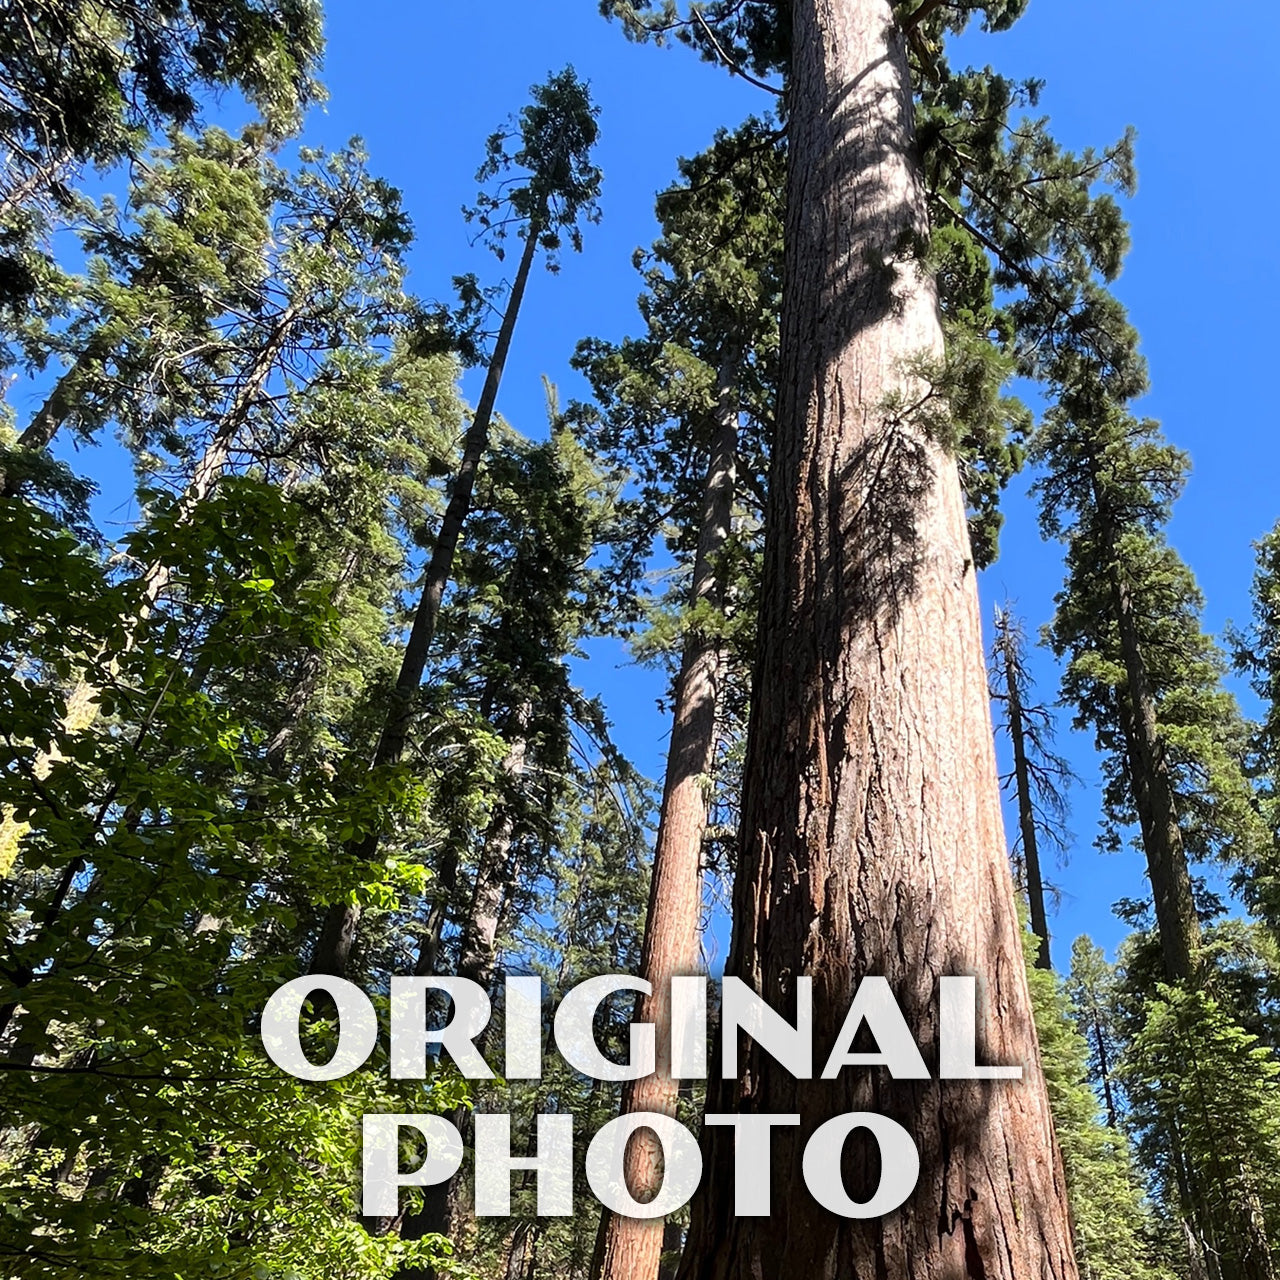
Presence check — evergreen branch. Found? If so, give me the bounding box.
[902,0,951,35]
[692,10,783,96]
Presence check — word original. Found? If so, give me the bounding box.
[261,973,1023,1084]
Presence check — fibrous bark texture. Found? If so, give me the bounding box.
[676,2,1078,1277]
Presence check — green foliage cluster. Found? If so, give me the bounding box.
[1025,946,1171,1280]
[2,4,1280,1280]
[0,40,646,1279]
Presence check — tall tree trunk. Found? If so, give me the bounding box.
[596,357,737,1280]
[456,720,530,988]
[414,843,460,978]
[676,3,1077,1278]
[1086,1009,1117,1130]
[994,622,1052,970]
[656,1218,685,1280]
[310,221,542,978]
[1105,547,1199,983]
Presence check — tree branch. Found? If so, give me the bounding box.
[692,10,783,96]
[902,0,951,35]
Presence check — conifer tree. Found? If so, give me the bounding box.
[0,125,474,1277]
[0,132,418,883]
[1065,936,1126,1128]
[1121,981,1280,1280]
[991,605,1072,970]
[1036,402,1264,982]
[0,0,323,313]
[573,119,781,1280]
[0,0,322,203]
[1,124,278,496]
[311,69,603,978]
[386,411,638,1279]
[1027,946,1172,1280]
[1234,520,1280,935]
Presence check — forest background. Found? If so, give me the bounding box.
[291,0,1279,965]
[2,0,1280,1279]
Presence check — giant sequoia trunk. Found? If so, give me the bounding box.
[676,3,1077,1277]
[596,359,738,1280]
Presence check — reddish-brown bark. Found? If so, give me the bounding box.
[675,2,1077,1277]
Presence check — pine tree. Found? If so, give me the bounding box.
[387,407,639,1279]
[1036,402,1265,982]
[1234,520,1280,935]
[0,133,419,885]
[310,69,604,978]
[1121,982,1280,1280]
[0,0,323,312]
[1028,947,1171,1280]
[1064,937,1125,1128]
[990,605,1073,970]
[0,127,473,1278]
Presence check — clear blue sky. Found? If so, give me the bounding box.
[58,2,1278,971]
[299,0,1280,970]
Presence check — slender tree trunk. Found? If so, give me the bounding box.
[0,336,104,496]
[138,298,302,612]
[676,3,1077,1277]
[456,721,530,987]
[597,357,737,1280]
[506,1222,535,1280]
[1086,1010,1117,1129]
[310,221,542,978]
[656,1219,685,1280]
[1105,549,1199,983]
[414,843,460,978]
[394,726,531,1279]
[995,625,1052,970]
[0,150,75,221]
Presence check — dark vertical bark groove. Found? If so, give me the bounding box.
[675,2,1077,1277]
